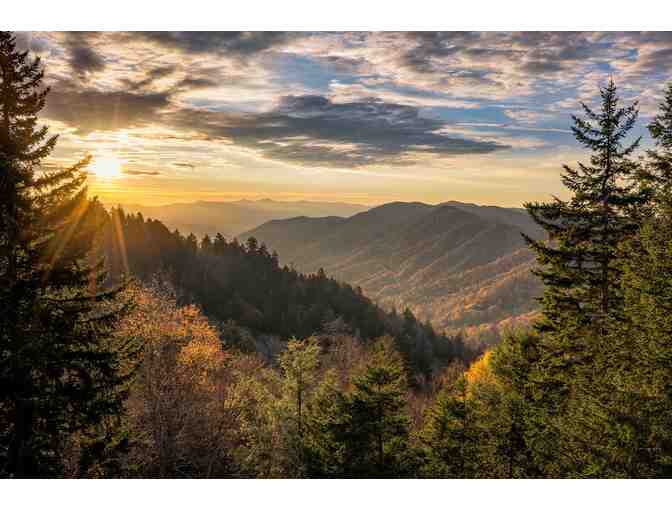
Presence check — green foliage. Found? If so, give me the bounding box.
[308,337,412,477]
[599,209,672,476]
[475,80,672,478]
[515,79,650,475]
[644,82,672,212]
[5,27,672,479]
[418,376,474,477]
[276,337,321,477]
[524,78,644,338]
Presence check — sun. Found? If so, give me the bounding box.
[90,157,122,179]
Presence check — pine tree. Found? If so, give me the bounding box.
[418,376,474,477]
[645,82,672,209]
[612,216,672,477]
[467,348,537,478]
[525,78,644,338]
[0,31,135,477]
[276,336,321,477]
[302,368,344,476]
[521,79,648,475]
[489,330,543,477]
[329,337,411,477]
[588,82,672,477]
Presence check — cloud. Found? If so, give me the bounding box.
[172,162,196,170]
[120,65,178,90]
[520,60,566,74]
[632,47,672,75]
[14,32,51,54]
[123,169,161,176]
[34,31,672,175]
[310,31,671,102]
[400,32,485,73]
[63,32,106,78]
[130,31,299,59]
[504,109,556,124]
[169,94,508,167]
[44,80,170,133]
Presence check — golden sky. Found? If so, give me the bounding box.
[19,31,672,207]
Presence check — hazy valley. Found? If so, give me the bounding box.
[113,198,369,238]
[244,201,544,346]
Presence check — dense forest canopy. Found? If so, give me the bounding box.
[3,31,672,479]
[98,205,472,378]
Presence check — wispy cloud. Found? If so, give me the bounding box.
[26,31,672,206]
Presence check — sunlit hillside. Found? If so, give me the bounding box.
[245,201,544,346]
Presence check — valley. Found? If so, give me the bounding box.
[244,201,544,347]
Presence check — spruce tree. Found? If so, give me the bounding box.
[645,82,672,209]
[613,216,672,477]
[525,78,644,338]
[0,31,134,477]
[590,81,672,477]
[314,337,411,477]
[522,79,647,474]
[418,376,474,477]
[489,330,543,477]
[276,336,321,477]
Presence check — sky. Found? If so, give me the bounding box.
[16,31,672,207]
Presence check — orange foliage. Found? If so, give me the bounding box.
[117,282,238,476]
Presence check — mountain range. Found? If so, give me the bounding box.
[109,199,369,238]
[243,201,545,347]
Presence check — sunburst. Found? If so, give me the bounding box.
[90,156,122,179]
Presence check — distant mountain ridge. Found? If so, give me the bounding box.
[108,198,369,238]
[243,201,544,347]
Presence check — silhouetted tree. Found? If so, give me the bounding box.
[0,31,135,477]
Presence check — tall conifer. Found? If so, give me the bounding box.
[522,79,647,474]
[0,31,134,477]
[525,78,644,337]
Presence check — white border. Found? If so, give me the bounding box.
[1,0,672,30]
[1,479,670,509]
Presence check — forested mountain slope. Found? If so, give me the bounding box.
[244,201,544,345]
[96,204,472,377]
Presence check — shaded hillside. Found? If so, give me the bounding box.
[97,205,472,377]
[244,201,544,344]
[111,198,369,238]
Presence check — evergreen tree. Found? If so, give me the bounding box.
[0,31,134,477]
[521,79,648,475]
[276,336,321,477]
[489,330,543,477]
[611,215,672,477]
[645,82,672,209]
[524,78,644,338]
[584,84,672,477]
[467,349,535,478]
[326,337,411,477]
[418,376,474,477]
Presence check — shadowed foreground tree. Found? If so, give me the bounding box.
[592,83,672,477]
[309,337,412,477]
[0,31,135,477]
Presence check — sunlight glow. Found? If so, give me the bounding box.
[91,157,122,179]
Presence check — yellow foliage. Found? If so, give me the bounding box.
[464,351,498,390]
[117,282,242,476]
